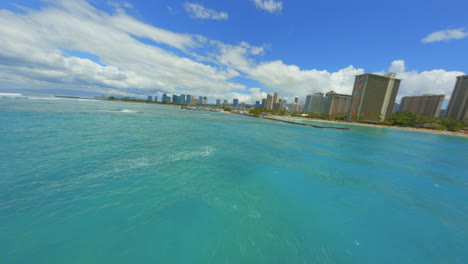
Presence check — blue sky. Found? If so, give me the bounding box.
[0,0,466,104]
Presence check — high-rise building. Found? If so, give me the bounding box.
[261,99,266,108]
[198,96,203,105]
[166,96,172,103]
[266,94,274,109]
[216,99,221,105]
[255,101,261,108]
[273,103,281,110]
[186,95,192,105]
[233,99,239,107]
[399,94,444,117]
[273,92,280,104]
[348,73,401,122]
[154,96,158,102]
[193,98,198,105]
[223,99,227,105]
[304,94,313,113]
[203,96,207,105]
[288,103,304,113]
[162,94,167,103]
[310,93,324,114]
[445,75,468,122]
[148,96,153,101]
[323,91,351,115]
[294,96,299,103]
[172,94,179,103]
[180,94,186,105]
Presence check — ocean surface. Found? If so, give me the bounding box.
[1,95,467,263]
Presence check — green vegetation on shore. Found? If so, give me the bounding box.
[386,111,465,132]
[249,108,466,132]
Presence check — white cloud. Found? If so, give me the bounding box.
[421,28,468,43]
[0,1,241,98]
[108,1,134,9]
[248,61,364,98]
[252,0,283,14]
[389,60,405,73]
[184,2,228,20]
[393,68,463,103]
[0,1,464,105]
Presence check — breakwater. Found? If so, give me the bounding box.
[261,117,350,130]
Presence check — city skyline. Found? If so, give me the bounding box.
[0,0,466,104]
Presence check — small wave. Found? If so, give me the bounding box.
[113,157,150,172]
[169,146,215,162]
[27,97,62,100]
[0,93,23,97]
[96,109,137,113]
[120,109,137,113]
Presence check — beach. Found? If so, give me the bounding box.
[267,115,468,137]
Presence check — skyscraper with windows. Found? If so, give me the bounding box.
[445,75,468,122]
[148,96,153,101]
[233,99,239,107]
[180,94,186,105]
[304,93,324,113]
[400,94,444,117]
[186,95,192,105]
[198,96,203,105]
[323,91,351,115]
[162,94,167,103]
[216,99,221,105]
[172,95,179,103]
[305,95,312,113]
[273,92,280,104]
[310,93,324,114]
[266,94,274,109]
[348,73,401,122]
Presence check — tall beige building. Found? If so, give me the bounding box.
[348,73,401,122]
[445,75,468,122]
[400,94,444,117]
[323,91,351,115]
[273,92,280,104]
[266,94,274,109]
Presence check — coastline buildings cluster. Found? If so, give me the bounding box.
[146,74,467,123]
[147,93,230,107]
[256,73,468,123]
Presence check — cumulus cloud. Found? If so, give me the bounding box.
[184,2,228,20]
[252,0,283,14]
[0,0,240,98]
[393,68,463,103]
[0,1,464,105]
[421,28,468,43]
[389,60,406,73]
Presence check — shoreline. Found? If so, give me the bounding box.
[267,115,468,137]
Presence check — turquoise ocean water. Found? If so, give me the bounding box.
[1,95,467,263]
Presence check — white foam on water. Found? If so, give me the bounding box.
[96,109,137,113]
[113,157,150,172]
[169,146,215,162]
[129,157,149,168]
[120,109,137,113]
[0,93,23,97]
